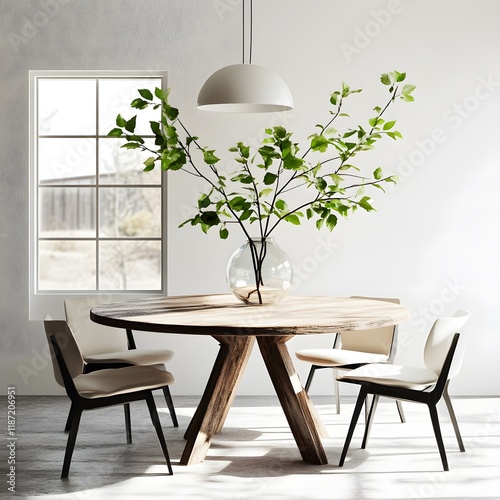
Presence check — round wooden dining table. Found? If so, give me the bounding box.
[90,293,409,466]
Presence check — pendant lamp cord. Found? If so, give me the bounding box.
[249,0,253,64]
[242,0,253,64]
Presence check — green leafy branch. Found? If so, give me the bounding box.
[108,71,415,242]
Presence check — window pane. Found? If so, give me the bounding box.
[38,79,96,135]
[33,73,165,297]
[99,240,161,290]
[99,138,161,185]
[98,78,162,136]
[39,240,96,290]
[39,187,96,238]
[39,138,96,185]
[99,187,161,237]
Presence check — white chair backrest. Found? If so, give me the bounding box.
[424,309,471,379]
[340,297,400,356]
[64,297,128,356]
[44,318,85,386]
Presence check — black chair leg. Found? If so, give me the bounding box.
[304,366,316,392]
[396,400,406,423]
[443,382,465,452]
[146,392,173,475]
[64,403,75,432]
[339,386,368,466]
[124,403,132,444]
[362,394,380,449]
[428,403,449,471]
[62,405,82,479]
[162,386,179,428]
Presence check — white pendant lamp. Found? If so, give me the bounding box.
[198,64,293,112]
[197,0,293,113]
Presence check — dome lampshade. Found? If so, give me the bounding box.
[197,64,293,113]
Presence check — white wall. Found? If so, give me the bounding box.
[1,0,499,396]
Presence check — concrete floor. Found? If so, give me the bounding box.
[2,395,499,500]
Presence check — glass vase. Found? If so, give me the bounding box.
[226,237,293,305]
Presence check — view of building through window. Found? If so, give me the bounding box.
[33,73,164,292]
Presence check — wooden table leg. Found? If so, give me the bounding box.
[257,335,329,465]
[180,335,255,465]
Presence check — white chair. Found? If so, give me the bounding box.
[64,297,178,429]
[338,309,471,471]
[44,318,174,478]
[295,296,404,421]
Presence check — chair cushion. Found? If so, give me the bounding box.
[84,348,174,365]
[339,363,439,390]
[295,348,388,367]
[74,365,175,399]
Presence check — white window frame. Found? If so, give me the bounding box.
[29,70,168,320]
